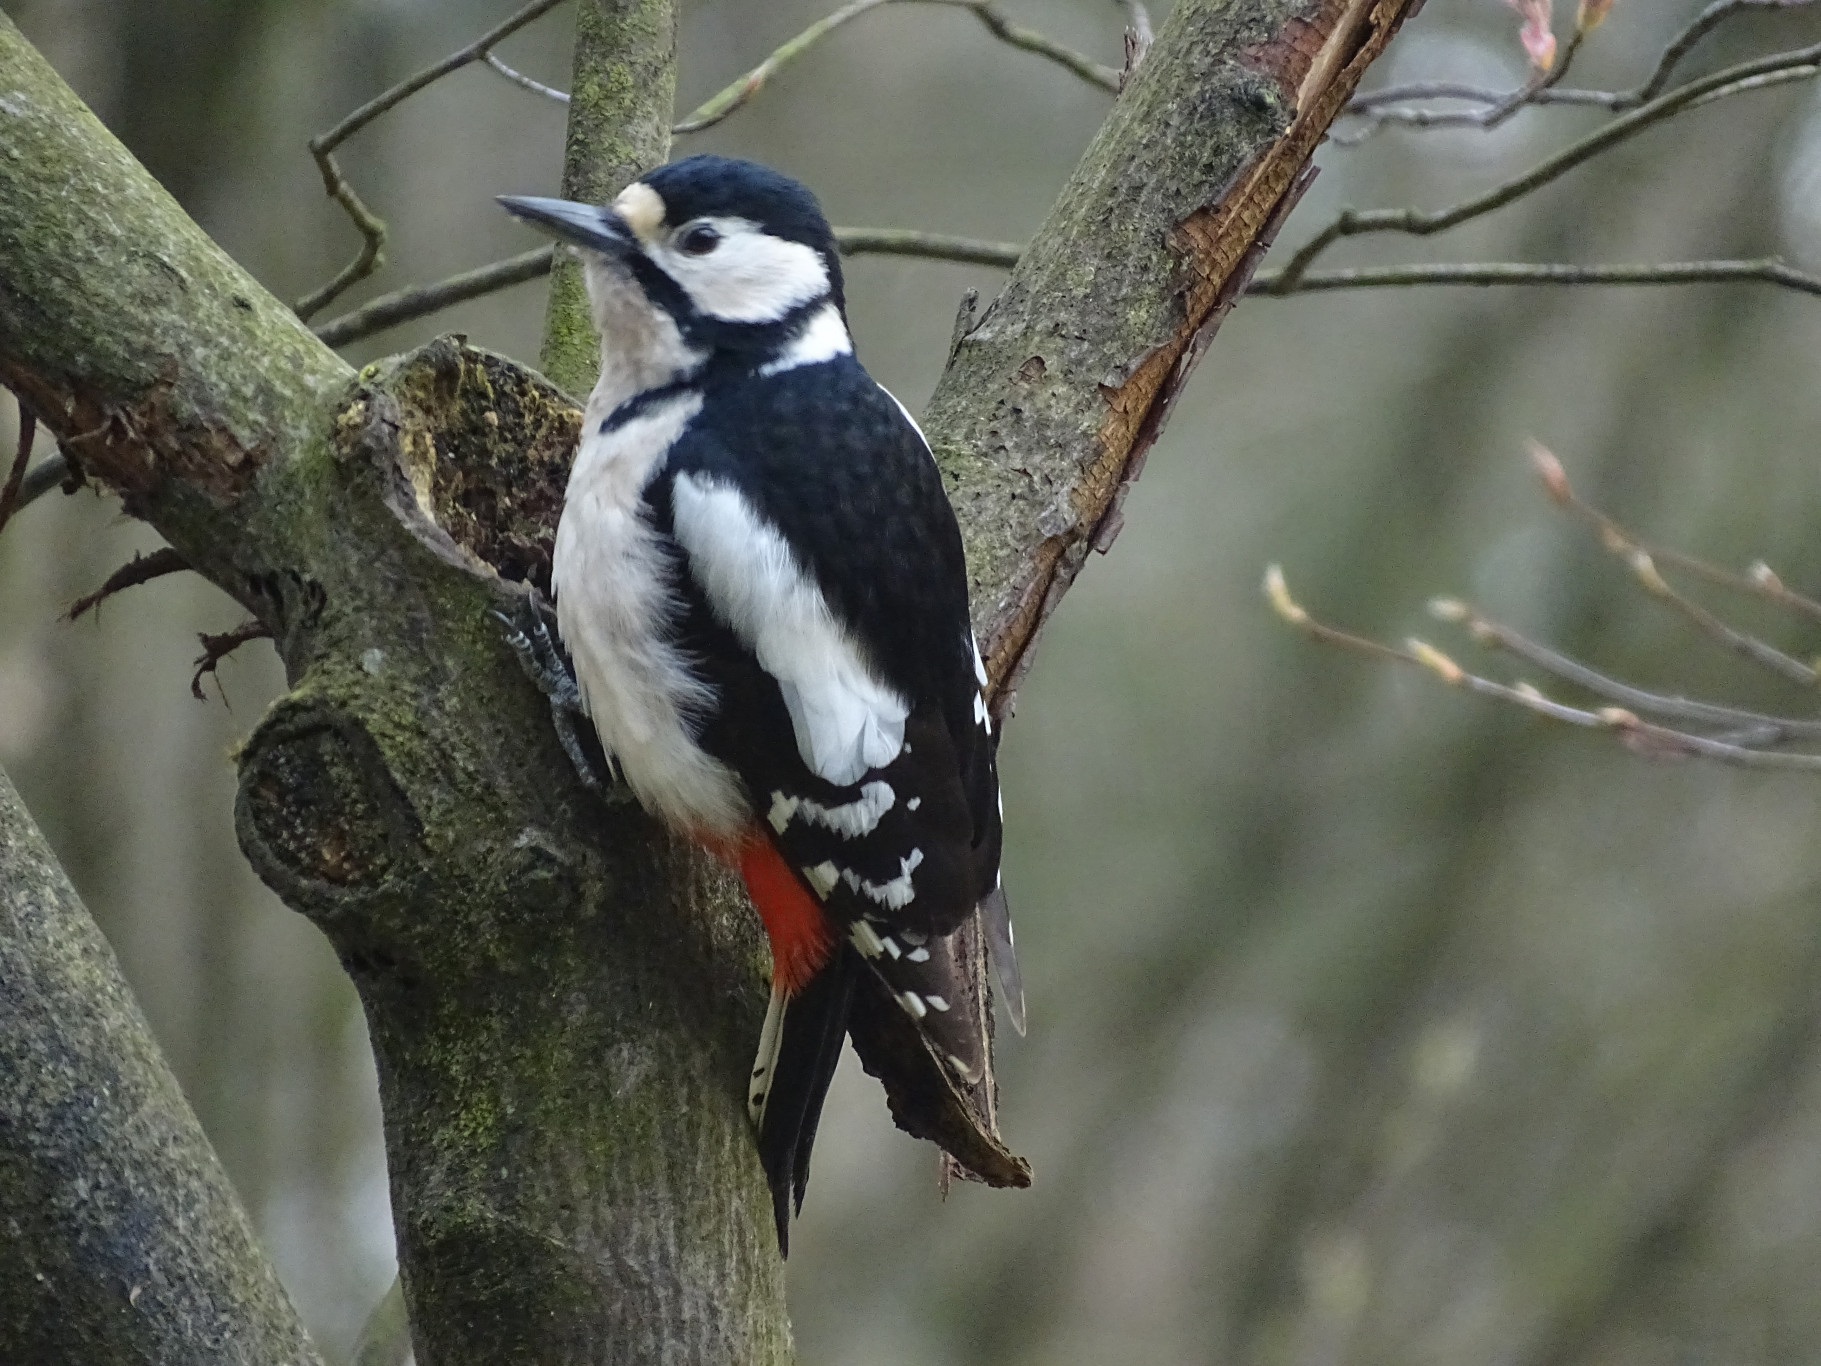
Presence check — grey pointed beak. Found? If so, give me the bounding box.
[497,195,635,256]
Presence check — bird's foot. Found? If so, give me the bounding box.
[493,590,623,797]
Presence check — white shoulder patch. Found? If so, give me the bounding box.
[758,303,852,377]
[670,473,910,785]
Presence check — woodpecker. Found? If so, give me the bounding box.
[499,155,1023,1251]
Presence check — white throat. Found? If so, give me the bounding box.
[581,253,703,419]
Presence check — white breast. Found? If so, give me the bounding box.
[552,392,747,836]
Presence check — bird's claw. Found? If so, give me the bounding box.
[493,591,623,796]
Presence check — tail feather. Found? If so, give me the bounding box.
[754,950,858,1254]
[979,883,1025,1036]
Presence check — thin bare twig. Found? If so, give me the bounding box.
[1639,0,1818,104]
[1529,442,1821,627]
[1273,39,1821,291]
[296,0,570,320]
[66,547,192,621]
[313,228,1024,347]
[314,246,556,347]
[672,0,1117,135]
[1337,28,1588,143]
[835,226,1022,266]
[17,453,71,512]
[484,52,569,102]
[1265,566,1821,771]
[1249,257,1821,297]
[192,621,274,702]
[1341,0,1817,132]
[1429,596,1821,742]
[0,406,34,534]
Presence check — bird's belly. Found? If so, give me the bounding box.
[552,405,745,836]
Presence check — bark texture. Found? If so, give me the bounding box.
[0,0,1419,1357]
[0,765,321,1366]
[926,0,1412,701]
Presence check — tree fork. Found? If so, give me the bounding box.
[0,0,1419,1357]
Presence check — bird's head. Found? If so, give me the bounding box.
[501,155,846,371]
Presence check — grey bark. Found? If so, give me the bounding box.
[0,765,321,1366]
[0,0,1417,1359]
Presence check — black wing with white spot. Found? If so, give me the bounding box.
[648,357,1008,1067]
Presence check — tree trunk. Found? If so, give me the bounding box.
[0,0,1417,1358]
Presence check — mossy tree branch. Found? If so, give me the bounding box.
[0,765,322,1366]
[0,0,1417,1357]
[539,0,678,396]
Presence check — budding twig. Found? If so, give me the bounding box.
[1428,596,1821,743]
[1277,39,1821,292]
[1528,441,1821,634]
[1267,567,1821,772]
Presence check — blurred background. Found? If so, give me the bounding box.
[6,0,1821,1361]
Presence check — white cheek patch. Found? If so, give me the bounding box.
[670,473,909,785]
[657,218,831,323]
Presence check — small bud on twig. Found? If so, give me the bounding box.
[1574,0,1614,34]
[1406,638,1465,684]
[1750,560,1784,592]
[1503,0,1558,71]
[1628,549,1669,595]
[1526,439,1571,506]
[1264,564,1308,625]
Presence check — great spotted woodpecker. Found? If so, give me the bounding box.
[499,155,1023,1251]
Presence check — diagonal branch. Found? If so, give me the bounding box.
[672,0,1117,136]
[315,228,1023,348]
[295,0,571,319]
[1267,568,1821,772]
[1341,0,1817,133]
[1274,38,1821,290]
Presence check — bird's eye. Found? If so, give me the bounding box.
[678,224,721,256]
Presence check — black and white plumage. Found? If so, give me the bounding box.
[500,156,1022,1251]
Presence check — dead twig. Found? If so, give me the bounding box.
[0,405,34,534]
[66,547,192,621]
[192,621,274,702]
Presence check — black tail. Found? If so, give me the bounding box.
[756,947,858,1254]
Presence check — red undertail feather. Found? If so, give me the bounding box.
[702,829,834,994]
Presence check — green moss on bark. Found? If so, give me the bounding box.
[538,0,678,397]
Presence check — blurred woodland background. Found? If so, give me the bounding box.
[6,0,1821,1361]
